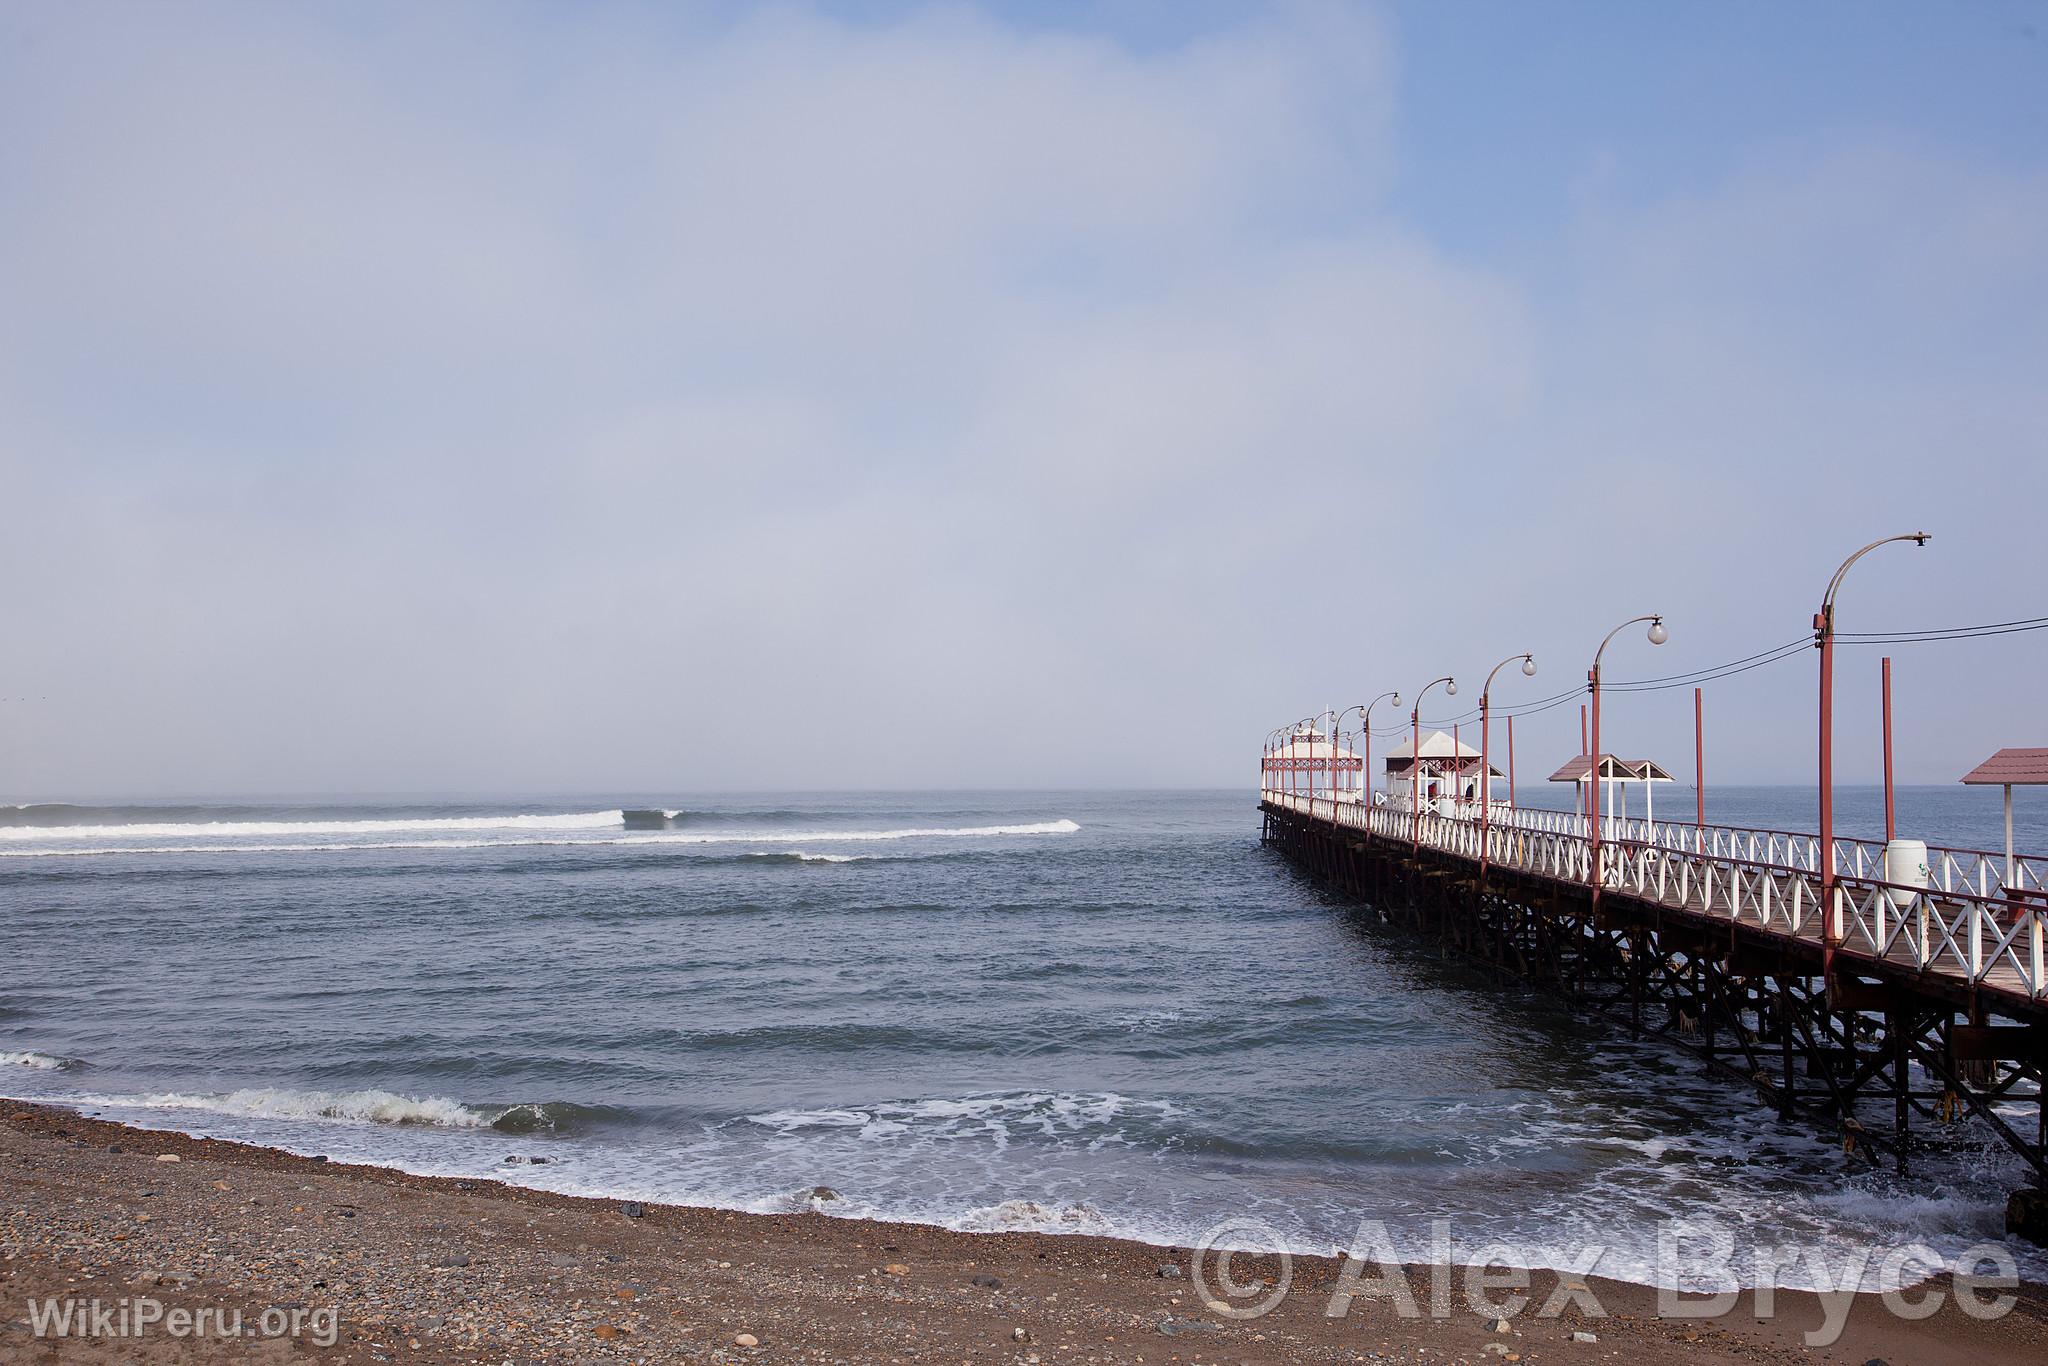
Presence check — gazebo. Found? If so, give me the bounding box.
[1383,729,1501,810]
[1550,754,1678,827]
[1959,747,2048,886]
[1265,727,1365,800]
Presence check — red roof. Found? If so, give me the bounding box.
[1959,748,2048,785]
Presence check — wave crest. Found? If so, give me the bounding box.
[0,817,1081,859]
[0,811,625,842]
[743,1090,1177,1148]
[73,1087,596,1132]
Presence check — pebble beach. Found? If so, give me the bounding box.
[5,1102,2046,1363]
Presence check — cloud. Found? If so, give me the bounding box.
[1,4,2040,795]
[1430,136,2048,786]
[0,1,1534,793]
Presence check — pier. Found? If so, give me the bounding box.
[1257,533,2048,1242]
[1259,772,2048,1239]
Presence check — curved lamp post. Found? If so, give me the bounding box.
[1409,676,1457,854]
[1289,715,1327,799]
[1282,719,1311,798]
[1588,616,1667,889]
[1322,707,1365,804]
[1328,692,1403,808]
[1263,726,1291,798]
[1817,532,1930,976]
[1479,653,1537,877]
[1303,710,1340,802]
[1347,691,1402,813]
[1274,722,1310,798]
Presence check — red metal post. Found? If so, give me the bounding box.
[1819,605,1836,963]
[1816,532,1930,987]
[1408,679,1455,852]
[1882,656,1895,843]
[1590,668,1602,883]
[1580,704,1591,823]
[1412,703,1422,855]
[1479,654,1534,876]
[1694,687,1705,828]
[1480,701,1490,875]
[1586,617,1666,894]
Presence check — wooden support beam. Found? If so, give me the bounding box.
[1831,978,1896,1013]
[1951,1025,2047,1064]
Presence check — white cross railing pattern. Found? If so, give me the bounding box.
[1259,786,2048,1001]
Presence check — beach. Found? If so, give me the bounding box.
[11,0,2048,1354]
[5,1102,2046,1363]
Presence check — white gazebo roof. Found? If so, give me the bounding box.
[1383,729,1477,761]
[1271,736,1361,762]
[1382,729,1502,778]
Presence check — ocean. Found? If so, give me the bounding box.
[3,786,2044,1290]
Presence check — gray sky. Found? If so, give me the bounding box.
[3,2,2044,796]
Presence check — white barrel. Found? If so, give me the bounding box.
[1883,838,1929,908]
[1434,796,1457,819]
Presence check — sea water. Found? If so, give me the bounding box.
[3,787,2043,1289]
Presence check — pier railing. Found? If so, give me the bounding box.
[1259,788,2048,1001]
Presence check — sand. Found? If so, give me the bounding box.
[3,1101,2045,1363]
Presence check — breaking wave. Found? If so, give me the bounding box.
[0,811,625,842]
[62,1087,599,1133]
[742,1090,1180,1149]
[952,1199,1119,1236]
[0,817,1081,858]
[0,1050,82,1071]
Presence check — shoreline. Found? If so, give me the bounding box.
[5,1101,2047,1362]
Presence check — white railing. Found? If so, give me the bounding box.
[1260,786,2047,1000]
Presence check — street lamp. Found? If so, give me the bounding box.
[1261,724,1294,802]
[1816,532,1930,975]
[1263,726,1291,798]
[1290,715,1326,799]
[1329,692,1402,808]
[1410,676,1457,854]
[1588,616,1667,889]
[1303,709,1340,802]
[1346,691,1402,813]
[1479,653,1537,878]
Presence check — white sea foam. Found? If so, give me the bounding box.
[0,1050,75,1070]
[952,1199,1118,1236]
[686,820,1080,845]
[0,811,626,842]
[0,818,1081,858]
[743,1091,1175,1148]
[16,1080,2042,1292]
[76,1087,494,1129]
